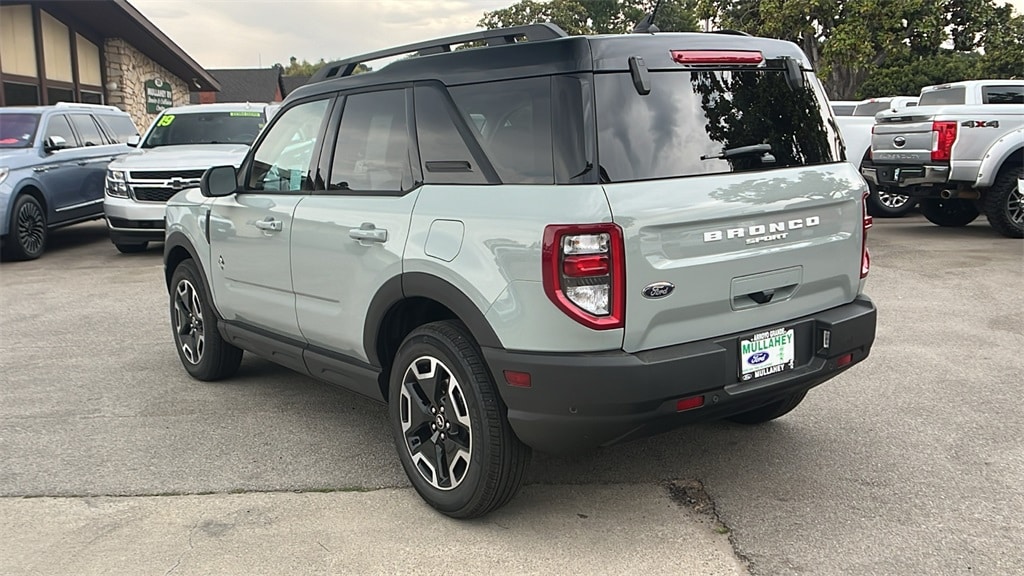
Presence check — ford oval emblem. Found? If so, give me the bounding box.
[748,351,770,365]
[642,282,674,299]
[893,136,907,148]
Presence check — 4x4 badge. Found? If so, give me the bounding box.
[642,282,674,299]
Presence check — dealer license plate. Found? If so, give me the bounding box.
[739,328,795,381]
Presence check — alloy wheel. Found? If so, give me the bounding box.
[16,200,45,256]
[877,189,910,209]
[399,355,473,490]
[173,279,205,364]
[1006,183,1023,226]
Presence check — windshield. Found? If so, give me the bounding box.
[596,69,841,182]
[0,113,41,148]
[142,111,265,148]
[918,87,965,106]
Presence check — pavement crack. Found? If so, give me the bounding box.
[318,541,330,553]
[164,516,201,576]
[664,479,753,573]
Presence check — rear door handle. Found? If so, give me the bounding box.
[253,218,283,232]
[348,223,387,243]
[76,161,88,166]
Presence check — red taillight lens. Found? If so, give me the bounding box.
[670,50,764,65]
[676,396,705,412]
[503,370,532,388]
[861,192,872,278]
[931,121,957,162]
[542,223,625,330]
[563,254,610,277]
[837,353,854,368]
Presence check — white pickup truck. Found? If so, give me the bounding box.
[861,80,1024,237]
[834,97,918,217]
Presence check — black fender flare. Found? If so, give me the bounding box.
[363,272,503,369]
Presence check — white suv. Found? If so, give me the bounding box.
[104,103,273,253]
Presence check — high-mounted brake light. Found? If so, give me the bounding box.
[542,224,625,330]
[861,192,872,279]
[671,50,764,65]
[931,121,957,162]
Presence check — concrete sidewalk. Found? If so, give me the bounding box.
[1,483,747,576]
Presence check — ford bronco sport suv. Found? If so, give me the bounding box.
[104,103,272,253]
[164,24,877,518]
[1,103,138,260]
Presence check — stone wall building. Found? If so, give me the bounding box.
[0,0,218,131]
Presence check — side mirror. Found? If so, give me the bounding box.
[43,135,69,153]
[200,165,238,198]
[126,135,141,147]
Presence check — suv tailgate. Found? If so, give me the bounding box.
[605,163,865,354]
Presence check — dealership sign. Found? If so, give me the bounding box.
[145,78,173,113]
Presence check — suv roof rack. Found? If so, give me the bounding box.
[708,29,752,36]
[310,23,568,84]
[54,102,124,112]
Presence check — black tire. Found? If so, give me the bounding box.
[726,391,807,425]
[919,198,980,227]
[983,165,1024,238]
[169,259,242,381]
[114,242,148,254]
[4,194,47,261]
[389,320,531,519]
[866,182,916,218]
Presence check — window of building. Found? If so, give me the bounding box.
[3,82,39,106]
[76,33,102,87]
[329,90,415,193]
[0,5,38,78]
[40,11,73,83]
[68,114,106,146]
[80,91,104,105]
[47,87,74,105]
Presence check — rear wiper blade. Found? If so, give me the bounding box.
[701,143,772,160]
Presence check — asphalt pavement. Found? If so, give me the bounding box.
[1,215,1021,575]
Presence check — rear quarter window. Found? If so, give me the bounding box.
[982,86,1024,104]
[97,114,140,143]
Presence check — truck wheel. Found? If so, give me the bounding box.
[867,183,916,218]
[389,320,531,519]
[727,391,807,425]
[169,259,243,381]
[4,195,47,261]
[983,166,1024,238]
[115,242,148,254]
[919,198,979,227]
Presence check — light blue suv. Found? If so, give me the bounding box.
[0,103,138,260]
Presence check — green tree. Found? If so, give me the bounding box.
[480,0,699,35]
[277,56,371,77]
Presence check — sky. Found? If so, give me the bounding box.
[129,0,1024,71]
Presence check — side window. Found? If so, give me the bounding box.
[982,86,1024,105]
[449,77,553,184]
[69,114,107,146]
[247,99,329,192]
[414,85,488,185]
[329,90,415,193]
[43,115,79,148]
[97,114,140,143]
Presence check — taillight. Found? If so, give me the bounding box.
[931,121,957,162]
[861,192,872,278]
[542,224,625,330]
[670,50,763,65]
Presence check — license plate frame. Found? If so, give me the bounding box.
[739,327,795,382]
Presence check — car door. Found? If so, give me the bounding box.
[34,114,89,218]
[291,88,422,369]
[65,113,125,207]
[208,97,333,342]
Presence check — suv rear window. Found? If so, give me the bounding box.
[595,69,840,182]
[918,87,965,106]
[852,101,890,116]
[982,85,1024,104]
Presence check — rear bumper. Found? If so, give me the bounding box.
[861,162,949,189]
[483,296,876,454]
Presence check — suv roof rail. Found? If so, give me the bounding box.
[310,23,569,84]
[708,29,752,36]
[53,102,124,112]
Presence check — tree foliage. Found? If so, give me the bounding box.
[276,56,370,77]
[694,0,1024,98]
[479,0,699,35]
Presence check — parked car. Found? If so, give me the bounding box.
[834,96,919,217]
[0,103,138,260]
[165,23,876,518]
[830,100,859,116]
[862,79,1024,237]
[103,102,272,253]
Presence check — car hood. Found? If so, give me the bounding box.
[0,148,43,171]
[109,144,250,171]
